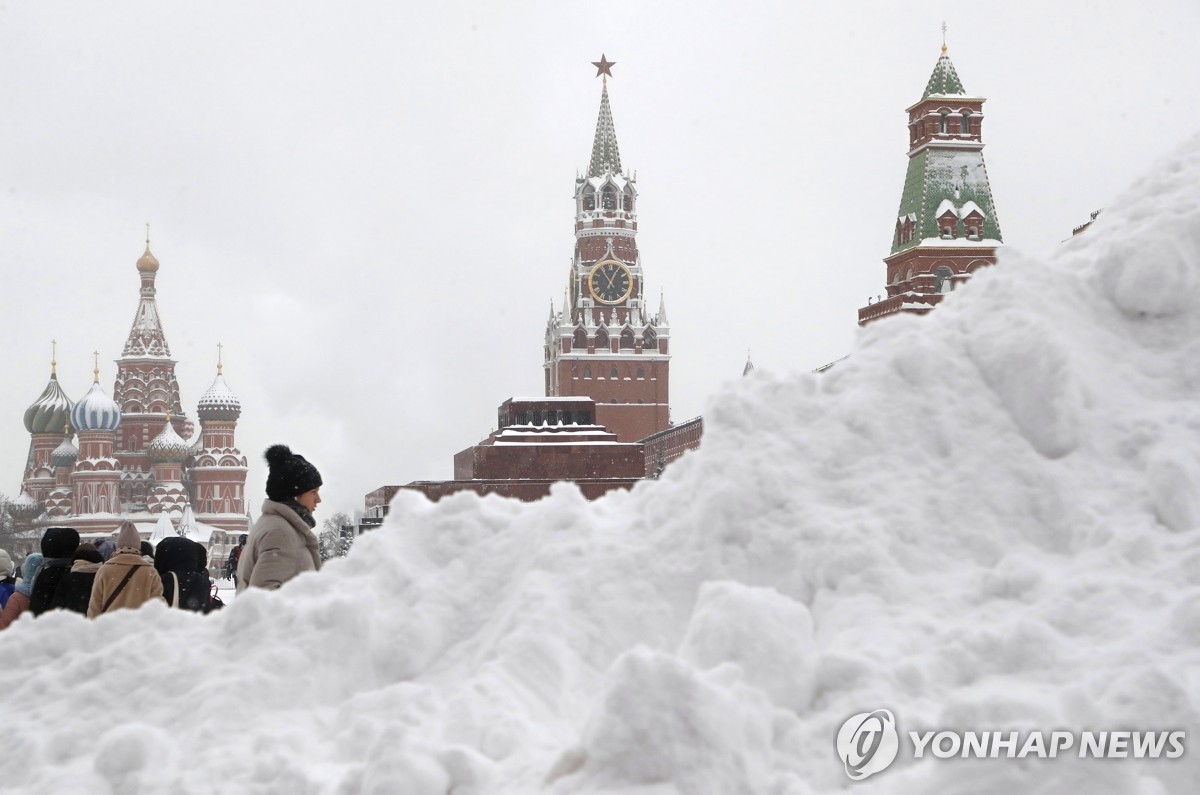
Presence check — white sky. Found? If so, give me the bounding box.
[2,1,1198,518]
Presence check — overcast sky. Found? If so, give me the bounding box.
[1,1,1198,518]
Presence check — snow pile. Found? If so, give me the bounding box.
[4,138,1200,794]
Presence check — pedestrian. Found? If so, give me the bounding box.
[154,537,214,613]
[0,550,15,609]
[0,553,43,630]
[29,527,80,616]
[238,444,322,592]
[226,536,246,586]
[88,521,164,618]
[49,543,105,615]
[96,538,117,562]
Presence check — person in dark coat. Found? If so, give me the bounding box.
[154,537,214,613]
[29,527,80,616]
[49,543,105,615]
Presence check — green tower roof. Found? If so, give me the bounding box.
[588,79,623,177]
[923,52,966,98]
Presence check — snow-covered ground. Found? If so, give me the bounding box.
[3,137,1200,794]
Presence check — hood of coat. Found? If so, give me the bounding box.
[70,560,102,574]
[154,537,200,577]
[105,552,153,569]
[41,526,80,559]
[261,500,320,542]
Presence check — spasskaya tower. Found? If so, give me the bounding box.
[544,56,671,443]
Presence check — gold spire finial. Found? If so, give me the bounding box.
[51,339,57,376]
[941,22,948,54]
[92,350,100,382]
[217,342,224,375]
[145,222,151,249]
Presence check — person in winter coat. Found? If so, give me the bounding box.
[0,554,43,630]
[238,444,323,593]
[0,550,15,609]
[49,543,104,615]
[154,537,214,613]
[29,527,80,616]
[88,522,164,618]
[96,539,117,562]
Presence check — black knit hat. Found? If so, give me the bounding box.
[265,444,323,501]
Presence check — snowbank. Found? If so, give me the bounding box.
[4,137,1200,794]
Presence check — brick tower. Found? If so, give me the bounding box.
[112,236,188,508]
[189,354,248,531]
[544,57,672,443]
[859,43,1004,325]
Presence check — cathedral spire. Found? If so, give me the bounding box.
[588,57,622,177]
[123,236,172,358]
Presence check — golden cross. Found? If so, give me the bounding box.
[51,339,57,374]
[145,222,151,246]
[217,342,224,374]
[941,22,948,54]
[92,350,100,381]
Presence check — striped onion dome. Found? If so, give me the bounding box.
[7,489,42,520]
[71,381,122,432]
[50,432,79,468]
[197,372,241,421]
[24,373,75,434]
[147,421,190,463]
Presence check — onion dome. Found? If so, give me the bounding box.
[7,489,43,520]
[24,371,75,434]
[50,432,79,469]
[72,380,122,433]
[147,420,190,463]
[197,371,241,421]
[136,240,160,273]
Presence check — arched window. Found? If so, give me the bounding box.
[610,367,619,379]
[583,366,592,379]
[620,329,635,349]
[967,226,979,240]
[636,367,644,379]
[602,184,618,210]
[623,184,634,211]
[935,266,954,294]
[939,112,949,134]
[958,111,971,134]
[595,328,609,348]
[573,328,587,349]
[643,330,657,349]
[582,184,595,211]
[906,268,914,282]
[941,226,953,239]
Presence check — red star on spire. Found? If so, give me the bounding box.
[592,54,616,78]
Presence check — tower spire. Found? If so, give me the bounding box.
[588,55,622,178]
[51,339,57,376]
[217,342,223,375]
[941,21,948,55]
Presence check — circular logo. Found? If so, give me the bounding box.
[836,709,899,781]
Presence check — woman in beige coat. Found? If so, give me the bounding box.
[88,522,165,618]
[238,444,322,592]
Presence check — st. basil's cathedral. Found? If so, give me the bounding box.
[8,239,248,552]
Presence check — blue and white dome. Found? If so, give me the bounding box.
[72,381,122,432]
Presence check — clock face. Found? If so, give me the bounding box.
[588,260,633,305]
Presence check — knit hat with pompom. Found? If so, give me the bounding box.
[264,444,323,502]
